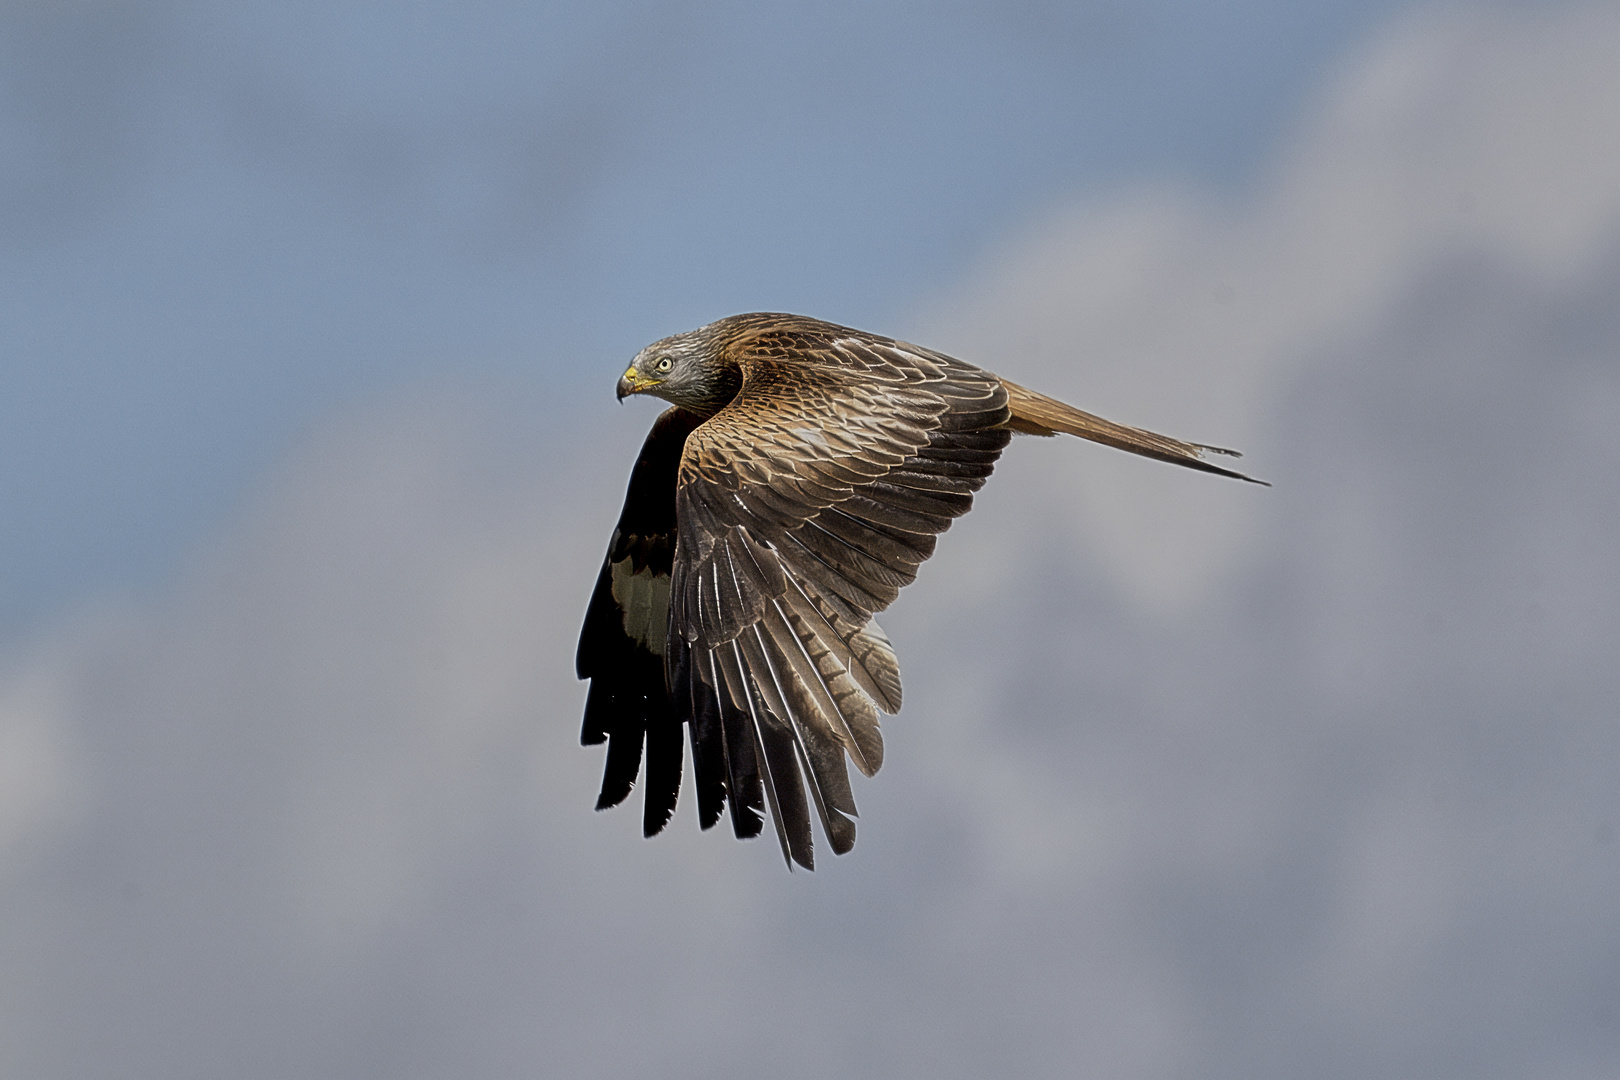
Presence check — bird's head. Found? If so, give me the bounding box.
[616,323,740,415]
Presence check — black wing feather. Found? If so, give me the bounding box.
[575,408,703,836]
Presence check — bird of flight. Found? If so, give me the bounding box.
[577,313,1263,869]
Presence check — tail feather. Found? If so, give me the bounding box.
[999,379,1268,485]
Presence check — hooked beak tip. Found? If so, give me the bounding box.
[616,366,643,401]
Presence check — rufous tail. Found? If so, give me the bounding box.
[999,379,1267,485]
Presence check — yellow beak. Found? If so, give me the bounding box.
[616,366,656,400]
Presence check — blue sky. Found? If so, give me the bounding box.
[2,0,1402,638]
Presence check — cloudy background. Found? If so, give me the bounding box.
[4,1,1620,1076]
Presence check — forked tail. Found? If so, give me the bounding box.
[999,379,1268,485]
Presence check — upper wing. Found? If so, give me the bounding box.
[576,407,707,838]
[668,332,1012,868]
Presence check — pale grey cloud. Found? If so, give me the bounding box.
[4,3,1620,1078]
[918,0,1620,612]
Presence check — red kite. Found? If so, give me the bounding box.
[578,313,1261,868]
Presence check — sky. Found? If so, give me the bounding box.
[1,0,1403,638]
[5,1,1620,1077]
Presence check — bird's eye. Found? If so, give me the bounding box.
[654,356,674,374]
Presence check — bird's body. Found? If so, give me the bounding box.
[577,313,1260,868]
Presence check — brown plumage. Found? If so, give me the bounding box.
[577,313,1263,868]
